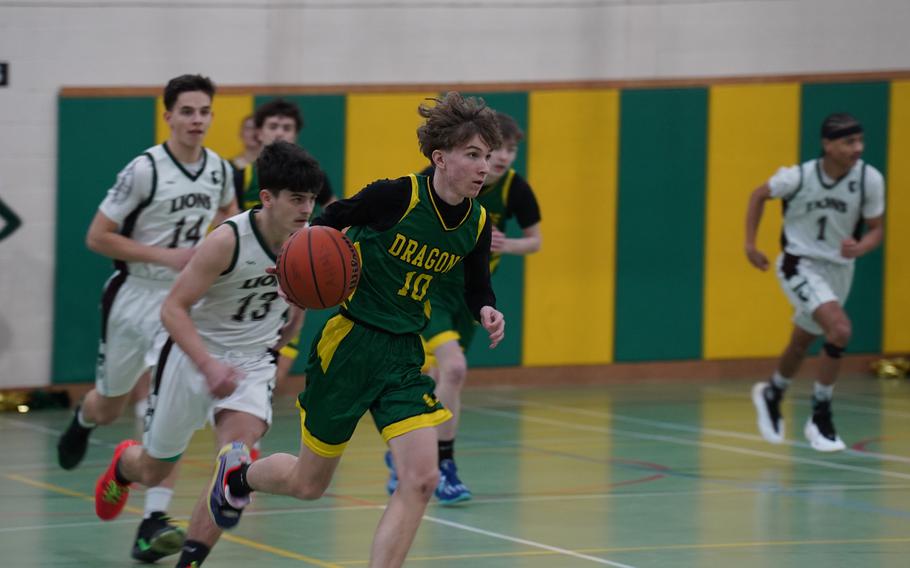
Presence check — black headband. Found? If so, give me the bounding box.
[823,123,863,140]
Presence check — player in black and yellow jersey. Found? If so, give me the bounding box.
[413,111,541,504]
[208,92,505,568]
[231,99,337,409]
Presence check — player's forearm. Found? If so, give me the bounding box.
[501,235,541,255]
[87,231,174,266]
[857,224,884,255]
[744,191,767,249]
[160,301,214,371]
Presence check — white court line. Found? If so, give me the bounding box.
[423,515,636,568]
[480,394,910,466]
[703,385,910,417]
[467,406,910,481]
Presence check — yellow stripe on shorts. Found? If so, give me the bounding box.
[380,408,453,443]
[316,314,355,373]
[297,401,347,458]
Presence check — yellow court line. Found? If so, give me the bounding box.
[336,536,910,565]
[3,473,343,568]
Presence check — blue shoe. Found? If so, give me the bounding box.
[384,450,398,495]
[208,442,251,530]
[435,459,472,505]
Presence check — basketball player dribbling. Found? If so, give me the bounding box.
[91,141,323,568]
[205,91,506,568]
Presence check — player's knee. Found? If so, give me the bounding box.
[292,481,327,500]
[826,320,851,347]
[397,465,439,499]
[438,358,467,386]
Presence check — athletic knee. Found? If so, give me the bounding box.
[826,321,851,347]
[438,357,467,386]
[290,480,328,500]
[397,465,439,499]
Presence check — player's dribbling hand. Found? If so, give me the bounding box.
[841,238,863,258]
[490,227,507,252]
[163,247,196,271]
[480,306,505,349]
[200,358,242,399]
[745,246,769,271]
[265,266,291,303]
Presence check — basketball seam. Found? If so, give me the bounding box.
[279,246,303,309]
[325,229,348,307]
[309,227,327,308]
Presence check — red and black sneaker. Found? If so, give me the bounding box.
[94,439,139,520]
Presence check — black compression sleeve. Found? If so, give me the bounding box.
[463,218,496,320]
[311,177,412,232]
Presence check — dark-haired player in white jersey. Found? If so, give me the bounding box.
[746,112,885,452]
[56,74,237,562]
[92,141,321,568]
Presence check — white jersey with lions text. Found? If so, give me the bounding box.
[191,209,285,353]
[99,143,235,281]
[768,158,884,265]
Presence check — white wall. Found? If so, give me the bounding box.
[1,0,907,387]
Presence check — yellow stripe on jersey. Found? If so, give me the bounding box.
[501,169,516,211]
[344,93,435,197]
[397,174,421,224]
[884,81,910,352]
[316,314,355,373]
[523,89,619,365]
[380,408,453,443]
[297,402,347,458]
[703,83,799,358]
[475,206,487,244]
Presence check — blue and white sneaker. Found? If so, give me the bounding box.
[384,450,398,495]
[435,459,472,505]
[208,442,252,530]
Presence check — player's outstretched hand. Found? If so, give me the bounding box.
[200,358,242,399]
[841,238,863,258]
[490,226,507,252]
[480,306,505,349]
[745,246,769,271]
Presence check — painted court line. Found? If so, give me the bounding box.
[467,406,910,481]
[481,394,910,466]
[422,515,637,568]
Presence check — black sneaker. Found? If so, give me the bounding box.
[131,512,186,563]
[751,382,785,443]
[804,398,846,452]
[56,406,94,470]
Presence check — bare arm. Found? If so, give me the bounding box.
[492,222,541,255]
[744,183,772,271]
[160,224,240,398]
[842,215,884,258]
[85,210,195,271]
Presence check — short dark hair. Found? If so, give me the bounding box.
[495,111,524,143]
[254,98,303,131]
[257,140,323,196]
[821,112,863,140]
[163,74,215,111]
[417,92,502,159]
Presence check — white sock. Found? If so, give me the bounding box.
[813,382,834,401]
[144,487,174,518]
[76,407,96,429]
[771,371,791,391]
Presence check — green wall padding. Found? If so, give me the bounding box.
[614,88,708,362]
[54,97,156,383]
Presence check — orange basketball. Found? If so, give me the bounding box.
[276,226,360,310]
